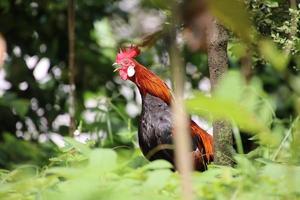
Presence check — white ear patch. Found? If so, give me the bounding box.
[127,65,135,77]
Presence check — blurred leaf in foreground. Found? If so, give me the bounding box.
[186,71,279,146]
[208,0,256,43]
[259,39,290,71]
[9,99,30,118]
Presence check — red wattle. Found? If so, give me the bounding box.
[119,69,128,80]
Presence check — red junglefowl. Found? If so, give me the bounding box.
[113,46,213,171]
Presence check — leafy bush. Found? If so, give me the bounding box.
[1,133,300,200]
[0,0,299,199]
[0,133,57,169]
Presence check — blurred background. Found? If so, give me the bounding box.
[1,1,300,200]
[0,0,299,170]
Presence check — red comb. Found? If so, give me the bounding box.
[116,45,140,62]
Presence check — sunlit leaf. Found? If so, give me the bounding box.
[208,0,256,43]
[88,149,117,172]
[9,99,30,117]
[187,92,265,132]
[228,42,247,59]
[143,170,172,190]
[214,71,245,102]
[259,40,290,71]
[186,71,280,146]
[261,164,300,194]
[64,137,91,156]
[142,160,173,170]
[93,18,116,48]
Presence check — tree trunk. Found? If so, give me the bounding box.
[68,0,76,136]
[207,19,234,166]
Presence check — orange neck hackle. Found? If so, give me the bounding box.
[129,61,173,105]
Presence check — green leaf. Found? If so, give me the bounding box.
[261,164,300,194]
[187,92,263,132]
[259,40,290,71]
[9,99,30,117]
[265,0,279,8]
[214,71,245,102]
[228,42,247,59]
[63,137,91,156]
[208,0,256,43]
[143,160,173,170]
[143,170,172,190]
[88,149,117,172]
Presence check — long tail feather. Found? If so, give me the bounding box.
[190,120,214,161]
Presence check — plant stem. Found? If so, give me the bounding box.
[170,2,194,200]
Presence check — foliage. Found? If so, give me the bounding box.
[0,0,124,137]
[0,133,57,169]
[0,0,300,199]
[1,135,300,200]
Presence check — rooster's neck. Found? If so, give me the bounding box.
[131,62,172,105]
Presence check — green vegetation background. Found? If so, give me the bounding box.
[0,0,299,199]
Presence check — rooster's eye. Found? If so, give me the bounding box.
[122,60,129,65]
[127,65,135,77]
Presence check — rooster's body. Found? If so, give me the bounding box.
[114,46,213,171]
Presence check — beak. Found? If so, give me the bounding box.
[113,67,121,72]
[112,63,121,72]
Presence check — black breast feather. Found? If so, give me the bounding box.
[138,94,174,163]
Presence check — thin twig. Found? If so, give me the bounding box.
[272,116,299,161]
[232,122,244,154]
[106,109,114,143]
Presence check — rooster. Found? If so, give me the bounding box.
[113,46,213,171]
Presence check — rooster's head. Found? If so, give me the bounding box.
[113,45,140,80]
